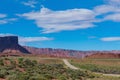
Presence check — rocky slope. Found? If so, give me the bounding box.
[0,36,30,56]
[24,46,87,58]
[24,46,120,58]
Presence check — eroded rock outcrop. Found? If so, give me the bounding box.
[24,46,86,58]
[0,36,30,55]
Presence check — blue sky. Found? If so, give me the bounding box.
[0,0,120,50]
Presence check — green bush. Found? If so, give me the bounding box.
[7,74,18,80]
[29,75,47,80]
[58,75,67,80]
[0,59,4,65]
[0,69,8,78]
[0,57,96,80]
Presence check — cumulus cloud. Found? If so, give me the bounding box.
[19,7,97,33]
[101,37,120,41]
[22,0,38,8]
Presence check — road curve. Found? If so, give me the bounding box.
[62,59,120,77]
[63,59,79,70]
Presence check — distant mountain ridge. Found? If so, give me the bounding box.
[24,46,87,58]
[0,36,120,58]
[24,46,120,58]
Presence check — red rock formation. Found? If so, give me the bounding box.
[24,46,120,58]
[0,36,30,56]
[1,36,120,58]
[24,46,86,58]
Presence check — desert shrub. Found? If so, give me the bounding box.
[0,58,97,80]
[8,70,18,75]
[29,75,47,80]
[0,59,4,65]
[20,59,37,68]
[7,74,18,80]
[4,57,9,60]
[0,69,8,78]
[18,58,24,63]
[16,73,29,80]
[44,74,53,79]
[58,75,67,80]
[32,60,37,64]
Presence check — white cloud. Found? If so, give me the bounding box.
[0,18,17,24]
[22,0,37,8]
[17,0,120,33]
[0,33,16,37]
[20,7,96,33]
[108,0,120,6]
[105,13,120,21]
[19,37,53,43]
[0,33,53,44]
[0,20,8,24]
[101,37,120,41]
[93,0,120,22]
[94,0,120,15]
[94,5,120,15]
[0,13,17,24]
[0,14,7,18]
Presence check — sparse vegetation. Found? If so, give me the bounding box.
[0,57,96,80]
[0,57,120,80]
[70,58,120,74]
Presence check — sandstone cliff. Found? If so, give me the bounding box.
[24,46,86,58]
[0,36,30,55]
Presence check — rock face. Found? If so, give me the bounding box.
[24,46,86,58]
[0,36,30,54]
[24,46,120,58]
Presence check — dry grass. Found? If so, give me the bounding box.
[88,76,120,80]
[7,56,64,64]
[69,58,120,74]
[70,58,120,67]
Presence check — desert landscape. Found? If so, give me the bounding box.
[1,0,120,80]
[0,36,120,80]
